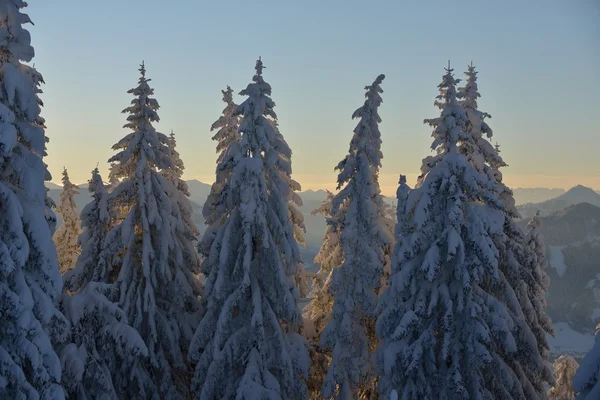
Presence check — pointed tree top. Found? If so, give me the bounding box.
[255,57,265,76]
[61,167,72,186]
[446,59,452,73]
[88,166,104,193]
[222,85,234,103]
[140,60,146,77]
[399,174,407,185]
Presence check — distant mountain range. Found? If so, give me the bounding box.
[512,187,567,205]
[517,202,600,358]
[517,185,600,219]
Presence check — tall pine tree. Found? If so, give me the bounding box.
[63,168,119,292]
[200,86,240,256]
[189,58,308,400]
[377,63,529,399]
[0,1,68,398]
[107,62,202,399]
[304,190,340,398]
[59,168,153,399]
[458,63,553,397]
[524,211,553,359]
[317,74,394,399]
[54,167,82,274]
[163,130,190,196]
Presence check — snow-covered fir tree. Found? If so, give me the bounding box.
[458,63,553,397]
[62,168,119,293]
[266,116,309,298]
[59,168,155,399]
[377,63,535,399]
[201,84,309,300]
[189,58,308,400]
[304,190,340,398]
[200,85,240,261]
[106,62,202,399]
[547,354,579,400]
[315,74,393,399]
[108,162,120,190]
[305,191,340,333]
[59,282,149,399]
[574,324,600,399]
[0,2,68,398]
[163,130,190,196]
[53,167,82,274]
[211,86,240,166]
[524,211,553,357]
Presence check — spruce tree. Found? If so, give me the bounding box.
[377,63,528,399]
[59,169,154,399]
[189,58,308,400]
[163,130,189,196]
[573,324,600,399]
[547,355,578,400]
[54,168,82,274]
[62,168,119,292]
[524,211,553,359]
[0,2,68,398]
[107,62,202,399]
[200,86,240,257]
[59,282,149,399]
[304,190,341,398]
[318,74,394,399]
[458,63,553,397]
[267,116,309,299]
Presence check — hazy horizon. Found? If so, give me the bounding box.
[47,175,598,198]
[29,0,599,195]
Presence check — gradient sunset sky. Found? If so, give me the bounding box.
[27,0,599,195]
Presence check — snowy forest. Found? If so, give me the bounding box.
[1,2,599,400]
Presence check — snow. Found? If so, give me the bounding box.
[573,327,600,399]
[189,58,307,399]
[53,168,82,275]
[0,2,68,398]
[103,62,203,398]
[311,74,392,399]
[548,354,579,400]
[549,246,568,277]
[548,322,596,359]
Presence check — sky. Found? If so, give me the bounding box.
[26,0,599,195]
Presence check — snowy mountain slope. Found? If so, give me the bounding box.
[548,323,596,360]
[518,185,600,219]
[518,203,600,340]
[512,187,566,205]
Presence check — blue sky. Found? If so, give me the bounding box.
[27,0,599,194]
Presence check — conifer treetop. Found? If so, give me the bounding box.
[335,74,385,190]
[189,58,308,400]
[109,62,172,180]
[423,62,471,156]
[320,74,393,399]
[210,85,240,163]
